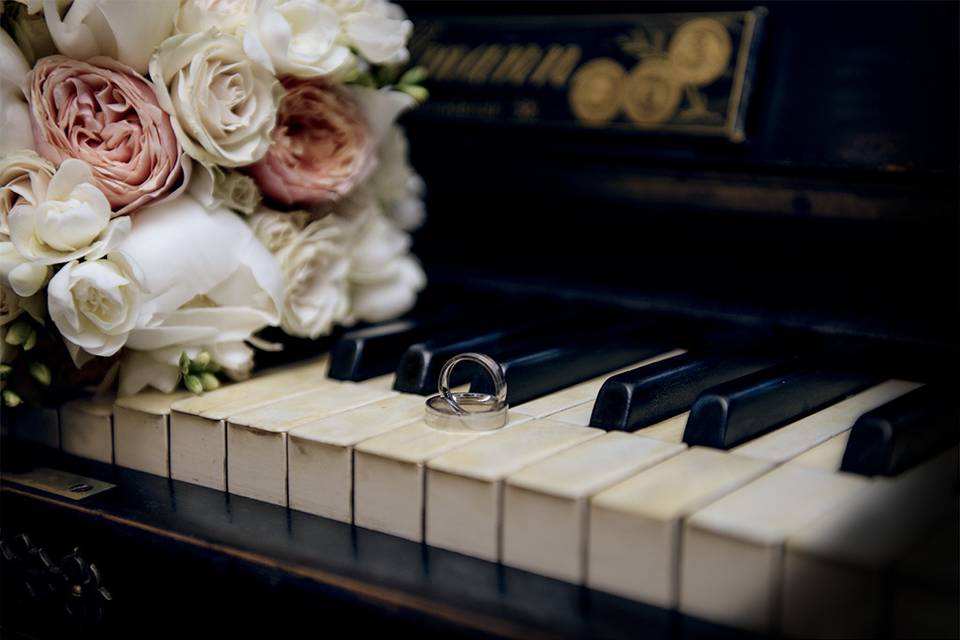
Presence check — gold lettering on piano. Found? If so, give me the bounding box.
[434,45,467,80]
[466,45,506,83]
[491,44,542,85]
[569,58,626,125]
[621,59,683,124]
[529,45,583,88]
[668,18,733,86]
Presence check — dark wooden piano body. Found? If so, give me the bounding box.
[1,2,957,638]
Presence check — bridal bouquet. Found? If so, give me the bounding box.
[0,0,428,407]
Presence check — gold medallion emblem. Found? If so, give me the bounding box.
[569,58,626,124]
[668,17,732,87]
[620,59,683,125]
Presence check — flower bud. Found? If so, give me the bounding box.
[199,373,220,391]
[179,352,191,375]
[28,362,51,386]
[183,374,203,395]
[398,66,427,86]
[399,85,428,103]
[5,320,31,346]
[2,389,22,407]
[22,329,36,351]
[194,351,212,369]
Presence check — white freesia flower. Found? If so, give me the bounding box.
[176,0,255,35]
[273,214,350,339]
[48,253,143,363]
[0,151,55,236]
[0,242,49,296]
[8,159,130,265]
[338,0,412,65]
[370,126,426,230]
[346,207,424,322]
[150,30,283,167]
[243,0,354,78]
[42,0,178,74]
[0,30,34,153]
[116,195,284,394]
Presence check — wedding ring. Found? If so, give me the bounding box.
[424,353,508,432]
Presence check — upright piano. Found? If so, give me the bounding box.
[2,2,957,638]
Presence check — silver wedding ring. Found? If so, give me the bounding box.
[424,353,509,432]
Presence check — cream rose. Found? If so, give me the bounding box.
[247,77,376,206]
[0,30,34,154]
[150,30,283,167]
[8,159,130,265]
[27,56,189,215]
[242,0,353,78]
[249,209,305,252]
[42,0,178,75]
[274,214,350,339]
[48,254,143,362]
[0,150,55,236]
[176,0,255,35]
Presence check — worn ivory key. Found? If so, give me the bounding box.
[553,404,689,444]
[353,412,532,542]
[780,447,959,639]
[60,397,115,463]
[288,394,426,521]
[226,381,395,505]
[679,464,870,634]
[169,357,330,490]
[587,447,772,607]
[114,390,191,476]
[425,418,601,561]
[510,349,684,419]
[502,432,686,583]
[732,380,921,464]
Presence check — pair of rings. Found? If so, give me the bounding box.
[424,353,509,431]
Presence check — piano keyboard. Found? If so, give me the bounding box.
[7,314,958,637]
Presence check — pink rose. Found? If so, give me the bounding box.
[246,78,375,207]
[27,55,188,216]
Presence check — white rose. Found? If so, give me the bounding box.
[150,30,283,167]
[370,126,426,230]
[116,195,284,394]
[8,159,130,265]
[42,0,179,75]
[249,209,306,252]
[48,254,143,362]
[346,209,424,323]
[275,215,350,339]
[0,242,49,296]
[0,30,34,154]
[0,150,55,236]
[339,0,412,65]
[243,0,354,78]
[176,0,255,35]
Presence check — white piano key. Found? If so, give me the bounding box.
[114,390,190,476]
[10,405,60,448]
[679,464,870,634]
[362,374,397,390]
[169,358,329,490]
[226,382,394,506]
[781,447,959,639]
[425,419,601,561]
[787,431,850,471]
[60,397,114,463]
[587,447,772,607]
[502,432,686,582]
[553,402,689,445]
[892,513,960,640]
[288,394,426,522]
[511,349,684,419]
[353,412,532,542]
[733,380,922,464]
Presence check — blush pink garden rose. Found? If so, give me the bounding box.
[246,77,376,207]
[26,55,189,216]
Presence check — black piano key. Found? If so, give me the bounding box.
[682,365,878,450]
[840,384,959,477]
[470,328,672,407]
[589,353,775,432]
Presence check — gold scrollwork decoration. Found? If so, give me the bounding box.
[620,59,684,125]
[667,17,733,87]
[568,57,627,125]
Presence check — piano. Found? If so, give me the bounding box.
[2,2,957,638]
